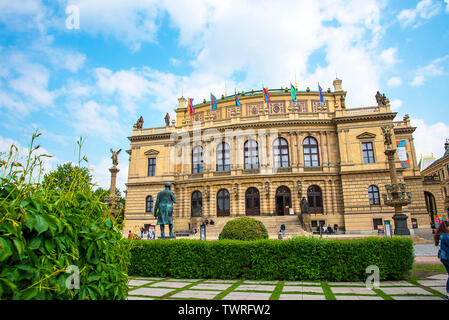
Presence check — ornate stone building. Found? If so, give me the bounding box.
[124,79,440,234]
[421,140,449,225]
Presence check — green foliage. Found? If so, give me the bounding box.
[128,236,414,281]
[0,133,131,300]
[42,162,92,191]
[220,217,269,241]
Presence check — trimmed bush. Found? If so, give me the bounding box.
[220,217,268,240]
[0,134,131,299]
[128,236,414,281]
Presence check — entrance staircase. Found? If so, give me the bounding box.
[189,215,311,240]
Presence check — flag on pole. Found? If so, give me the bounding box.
[263,87,271,103]
[188,98,195,114]
[291,83,297,102]
[210,93,218,110]
[234,90,241,107]
[318,83,325,102]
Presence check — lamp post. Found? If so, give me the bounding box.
[381,127,412,235]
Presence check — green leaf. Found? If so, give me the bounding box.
[87,275,101,282]
[28,237,41,250]
[105,219,113,229]
[13,238,24,257]
[34,214,49,234]
[0,238,13,262]
[19,287,39,300]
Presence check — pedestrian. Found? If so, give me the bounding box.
[205,218,209,225]
[434,220,449,300]
[281,224,286,237]
[323,225,328,233]
[278,230,283,240]
[210,219,215,225]
[140,227,144,239]
[327,224,333,234]
[334,224,338,234]
[128,230,133,239]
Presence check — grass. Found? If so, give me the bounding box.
[412,264,447,273]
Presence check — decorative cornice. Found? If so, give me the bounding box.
[393,127,416,134]
[356,132,376,140]
[144,149,160,156]
[333,112,396,123]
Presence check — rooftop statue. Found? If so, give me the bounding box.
[165,113,170,126]
[133,116,144,129]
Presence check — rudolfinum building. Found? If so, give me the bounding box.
[124,79,445,236]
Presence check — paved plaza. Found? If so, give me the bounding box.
[127,274,448,300]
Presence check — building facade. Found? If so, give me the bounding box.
[421,140,449,225]
[124,79,438,234]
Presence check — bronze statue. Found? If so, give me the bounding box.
[300,197,309,214]
[110,148,122,167]
[375,91,384,106]
[165,113,170,126]
[133,116,144,129]
[154,182,177,238]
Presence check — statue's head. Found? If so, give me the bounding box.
[165,182,171,189]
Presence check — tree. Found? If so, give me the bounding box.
[42,162,92,191]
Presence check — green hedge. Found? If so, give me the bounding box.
[220,217,268,240]
[128,237,414,281]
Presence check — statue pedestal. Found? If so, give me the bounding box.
[158,235,176,240]
[393,213,410,236]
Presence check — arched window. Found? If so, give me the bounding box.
[244,140,259,169]
[273,138,289,168]
[307,185,323,213]
[191,191,203,217]
[145,196,153,213]
[368,185,380,205]
[192,145,204,174]
[217,189,230,216]
[216,142,230,171]
[303,137,320,167]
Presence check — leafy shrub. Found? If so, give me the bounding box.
[220,217,268,240]
[0,133,131,299]
[128,236,414,281]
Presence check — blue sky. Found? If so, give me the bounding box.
[0,0,449,192]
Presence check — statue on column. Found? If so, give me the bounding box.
[381,127,393,147]
[110,148,122,167]
[154,182,177,238]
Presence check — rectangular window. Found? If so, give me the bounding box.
[373,218,383,230]
[148,158,156,176]
[362,142,375,164]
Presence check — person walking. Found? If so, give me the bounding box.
[280,224,286,237]
[434,220,449,300]
[127,230,133,239]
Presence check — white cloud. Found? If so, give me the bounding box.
[411,118,449,159]
[445,0,449,12]
[387,76,402,87]
[380,48,399,66]
[390,99,403,111]
[410,55,449,86]
[398,0,442,29]
[411,75,425,87]
[169,58,181,66]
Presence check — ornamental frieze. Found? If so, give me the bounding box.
[268,101,286,114]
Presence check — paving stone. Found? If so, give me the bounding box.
[282,286,323,293]
[278,294,326,300]
[417,280,447,287]
[149,281,192,288]
[127,296,155,300]
[235,284,276,292]
[335,295,384,300]
[284,281,321,286]
[331,287,376,295]
[222,292,272,300]
[243,280,279,284]
[327,282,366,286]
[430,287,447,295]
[170,290,221,300]
[128,287,173,297]
[190,283,232,290]
[381,287,433,295]
[392,296,443,300]
[128,279,153,287]
[168,279,202,282]
[203,280,238,283]
[379,281,414,287]
[427,274,448,280]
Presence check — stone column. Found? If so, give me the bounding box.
[109,166,119,198]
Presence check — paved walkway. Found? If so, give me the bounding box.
[127,274,448,300]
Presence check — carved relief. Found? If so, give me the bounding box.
[225,106,238,118]
[311,100,328,112]
[207,109,222,121]
[245,102,263,116]
[291,100,308,113]
[268,101,286,114]
[191,111,204,122]
[144,149,160,156]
